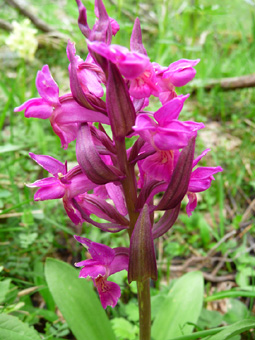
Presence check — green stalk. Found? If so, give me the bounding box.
[137,279,151,340]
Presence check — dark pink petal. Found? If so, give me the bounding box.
[95,277,121,309]
[133,114,156,145]
[105,183,127,216]
[136,179,164,210]
[58,96,108,125]
[154,95,189,124]
[91,0,112,43]
[167,59,200,72]
[67,173,97,198]
[128,204,157,283]
[78,263,106,278]
[186,192,197,217]
[156,136,196,210]
[29,153,66,176]
[152,204,181,239]
[63,196,83,225]
[153,121,204,150]
[74,235,115,264]
[50,118,79,149]
[14,98,53,119]
[109,17,119,36]
[141,150,174,182]
[27,177,58,188]
[129,64,159,98]
[109,254,129,276]
[76,124,123,184]
[36,65,60,105]
[72,199,128,232]
[192,148,210,168]
[94,1,119,36]
[130,18,147,55]
[87,41,150,79]
[67,41,107,112]
[75,0,91,38]
[78,194,129,225]
[106,61,136,140]
[163,59,200,87]
[34,185,65,201]
[188,166,223,192]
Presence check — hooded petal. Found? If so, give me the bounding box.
[36,65,60,105]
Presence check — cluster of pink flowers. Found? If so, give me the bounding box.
[15,0,222,309]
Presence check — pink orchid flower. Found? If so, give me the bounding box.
[154,59,200,104]
[74,236,129,308]
[133,95,204,151]
[27,153,97,224]
[15,65,109,149]
[186,149,223,216]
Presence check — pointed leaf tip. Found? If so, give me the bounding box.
[128,204,157,283]
[106,62,136,140]
[156,136,196,211]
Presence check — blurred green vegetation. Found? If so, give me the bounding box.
[1,0,255,339]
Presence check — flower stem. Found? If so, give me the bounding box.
[137,279,151,340]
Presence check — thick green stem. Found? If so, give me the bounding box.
[137,279,151,340]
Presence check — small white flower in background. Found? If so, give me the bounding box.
[5,19,38,61]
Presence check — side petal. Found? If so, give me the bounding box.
[29,153,66,176]
[33,185,65,201]
[14,98,53,119]
[154,95,189,124]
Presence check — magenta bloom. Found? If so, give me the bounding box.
[27,153,97,224]
[133,95,204,151]
[87,40,150,79]
[74,236,129,308]
[67,41,105,98]
[186,149,223,216]
[154,59,200,104]
[15,65,109,148]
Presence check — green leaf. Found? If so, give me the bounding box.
[45,258,116,340]
[204,319,255,340]
[197,309,223,329]
[0,279,11,303]
[223,299,249,324]
[0,144,24,154]
[0,314,41,340]
[111,317,139,340]
[152,271,204,340]
[205,289,255,302]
